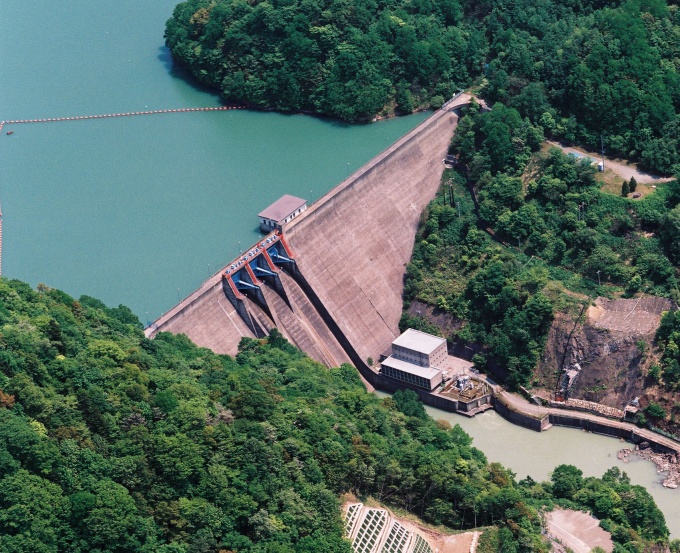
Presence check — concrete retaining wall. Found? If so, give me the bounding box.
[548,414,678,454]
[494,398,551,432]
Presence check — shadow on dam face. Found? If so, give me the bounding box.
[147,106,461,372]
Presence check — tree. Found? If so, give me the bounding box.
[659,205,680,263]
[0,470,71,552]
[551,464,583,499]
[645,402,666,419]
[392,389,427,419]
[629,176,637,192]
[622,180,631,197]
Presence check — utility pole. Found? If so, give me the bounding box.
[600,135,605,172]
[597,270,601,286]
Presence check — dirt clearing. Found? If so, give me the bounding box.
[546,509,613,553]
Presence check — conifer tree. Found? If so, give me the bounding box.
[622,180,630,197]
[629,176,637,192]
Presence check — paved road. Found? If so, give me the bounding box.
[547,141,672,184]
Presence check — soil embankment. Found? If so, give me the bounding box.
[546,509,614,553]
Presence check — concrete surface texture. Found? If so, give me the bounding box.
[154,280,255,353]
[284,107,459,364]
[546,509,614,553]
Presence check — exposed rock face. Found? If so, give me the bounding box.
[535,297,675,409]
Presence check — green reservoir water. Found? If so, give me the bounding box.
[3,0,679,537]
[0,0,428,322]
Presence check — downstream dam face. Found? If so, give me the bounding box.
[147,104,461,370]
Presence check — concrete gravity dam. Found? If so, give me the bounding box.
[146,97,467,377]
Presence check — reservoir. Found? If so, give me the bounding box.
[0,0,428,322]
[2,0,678,538]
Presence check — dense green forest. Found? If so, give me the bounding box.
[404,101,680,387]
[166,0,680,172]
[0,278,671,552]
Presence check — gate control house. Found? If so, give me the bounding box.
[258,195,307,232]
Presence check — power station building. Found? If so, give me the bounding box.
[380,329,446,391]
[258,195,307,232]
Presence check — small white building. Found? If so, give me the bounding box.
[258,195,307,232]
[380,329,446,391]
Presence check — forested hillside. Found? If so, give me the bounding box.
[166,0,680,172]
[404,101,680,388]
[0,279,670,552]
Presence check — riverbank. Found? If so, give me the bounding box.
[619,447,679,488]
[372,366,680,457]
[399,394,680,538]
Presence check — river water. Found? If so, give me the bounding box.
[2,0,678,539]
[0,0,428,322]
[376,392,680,538]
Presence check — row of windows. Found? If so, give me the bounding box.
[382,366,432,390]
[393,346,447,368]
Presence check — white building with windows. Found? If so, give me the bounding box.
[380,329,446,391]
[258,195,307,232]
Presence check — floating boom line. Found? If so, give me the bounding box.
[0,105,246,133]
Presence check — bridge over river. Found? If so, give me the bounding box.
[145,95,473,372]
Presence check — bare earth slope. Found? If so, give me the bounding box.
[536,296,675,408]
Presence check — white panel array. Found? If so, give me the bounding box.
[354,509,388,553]
[412,534,433,553]
[343,503,435,553]
[345,503,363,537]
[380,521,411,553]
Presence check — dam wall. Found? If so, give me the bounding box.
[494,397,551,432]
[283,107,459,364]
[149,104,460,363]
